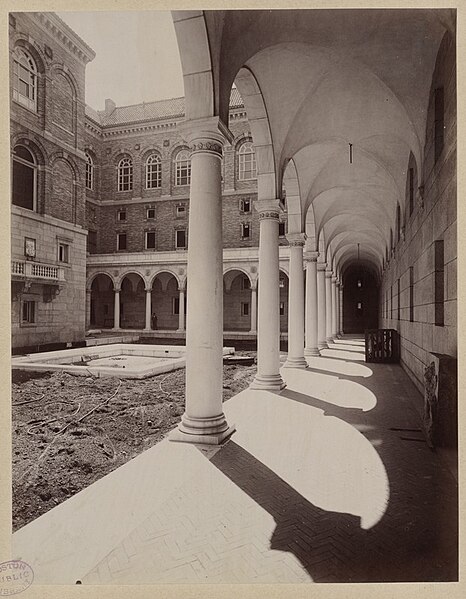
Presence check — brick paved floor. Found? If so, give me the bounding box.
[13,337,458,584]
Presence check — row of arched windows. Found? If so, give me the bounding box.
[84,142,257,192]
[12,48,37,112]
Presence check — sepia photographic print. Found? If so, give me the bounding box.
[2,1,462,597]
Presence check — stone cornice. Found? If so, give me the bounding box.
[36,13,96,64]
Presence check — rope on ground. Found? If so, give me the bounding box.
[158,371,177,396]
[55,379,122,436]
[13,393,46,407]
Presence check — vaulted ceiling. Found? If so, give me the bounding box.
[173,9,454,278]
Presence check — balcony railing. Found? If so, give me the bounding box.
[11,260,65,282]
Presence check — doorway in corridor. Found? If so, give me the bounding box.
[343,265,379,333]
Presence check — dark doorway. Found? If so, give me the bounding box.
[343,265,379,333]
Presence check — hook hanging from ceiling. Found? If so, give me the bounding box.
[349,143,353,164]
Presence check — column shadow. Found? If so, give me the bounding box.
[208,439,457,583]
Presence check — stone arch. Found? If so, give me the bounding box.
[234,67,277,201]
[119,272,146,329]
[151,271,182,330]
[283,158,302,234]
[172,11,216,120]
[223,268,253,332]
[49,155,77,223]
[89,273,115,328]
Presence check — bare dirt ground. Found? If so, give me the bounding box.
[12,355,256,532]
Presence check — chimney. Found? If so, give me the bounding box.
[104,98,116,115]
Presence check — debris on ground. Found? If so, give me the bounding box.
[12,354,256,531]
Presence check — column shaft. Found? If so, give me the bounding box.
[339,285,344,334]
[284,238,307,368]
[178,288,185,332]
[325,271,333,343]
[331,277,337,338]
[250,286,257,334]
[304,255,320,356]
[250,200,285,391]
[317,264,327,348]
[170,118,234,445]
[144,288,152,331]
[113,289,120,330]
[85,289,91,330]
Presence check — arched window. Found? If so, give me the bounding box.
[117,156,133,192]
[146,153,161,189]
[85,152,94,190]
[175,150,191,186]
[238,141,257,181]
[12,145,37,210]
[13,48,38,112]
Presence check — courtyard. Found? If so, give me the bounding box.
[12,338,458,584]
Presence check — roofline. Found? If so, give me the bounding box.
[34,12,96,63]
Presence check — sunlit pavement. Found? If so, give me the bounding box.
[13,337,458,584]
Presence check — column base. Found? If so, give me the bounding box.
[326,337,334,345]
[169,412,236,446]
[250,373,286,391]
[169,424,236,446]
[305,347,321,357]
[283,356,308,369]
[318,341,328,349]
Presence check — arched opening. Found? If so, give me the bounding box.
[12,145,37,211]
[90,274,114,328]
[151,272,181,330]
[223,270,253,331]
[342,264,379,334]
[120,273,145,329]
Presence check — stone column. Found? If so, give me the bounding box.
[317,262,327,349]
[177,285,186,332]
[170,117,235,445]
[325,269,333,344]
[250,199,286,391]
[144,288,152,331]
[331,275,337,339]
[335,280,341,338]
[85,289,91,330]
[304,252,320,356]
[250,282,257,334]
[284,234,308,369]
[113,287,120,330]
[339,283,344,334]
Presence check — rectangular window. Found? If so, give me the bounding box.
[117,210,126,222]
[145,231,156,250]
[434,240,444,326]
[176,205,186,218]
[409,267,414,322]
[434,87,444,163]
[241,223,250,239]
[117,233,127,251]
[409,167,414,216]
[239,199,251,213]
[58,242,69,263]
[22,300,35,324]
[175,229,187,249]
[280,302,285,316]
[397,278,400,320]
[88,230,97,254]
[278,222,286,237]
[241,302,249,317]
[146,207,155,220]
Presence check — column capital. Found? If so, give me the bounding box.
[325,269,333,278]
[254,198,280,220]
[304,251,319,262]
[144,287,152,293]
[332,275,338,283]
[286,232,307,247]
[113,286,121,293]
[317,262,327,272]
[178,116,233,158]
[178,282,186,292]
[336,280,341,287]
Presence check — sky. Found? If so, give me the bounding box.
[58,11,184,111]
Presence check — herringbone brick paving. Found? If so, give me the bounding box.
[82,338,458,584]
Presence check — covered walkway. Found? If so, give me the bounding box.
[13,338,457,584]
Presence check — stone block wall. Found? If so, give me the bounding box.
[11,207,87,350]
[380,31,456,393]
